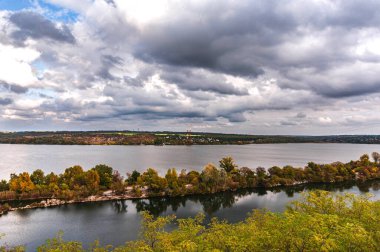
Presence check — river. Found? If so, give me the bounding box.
[1,143,380,180]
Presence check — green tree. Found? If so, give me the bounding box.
[92,164,113,189]
[186,171,200,186]
[84,170,100,193]
[255,167,267,186]
[0,180,9,191]
[126,170,141,185]
[268,166,282,177]
[37,231,84,252]
[238,167,256,187]
[165,168,180,194]
[61,166,85,189]
[31,169,45,185]
[139,211,175,249]
[360,154,370,166]
[111,170,124,195]
[45,172,59,191]
[219,156,238,173]
[140,168,167,193]
[200,163,223,193]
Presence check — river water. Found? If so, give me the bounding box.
[1,180,380,251]
[1,143,380,179]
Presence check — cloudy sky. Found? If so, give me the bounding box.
[0,0,380,134]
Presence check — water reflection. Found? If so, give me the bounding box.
[130,179,380,217]
[112,200,128,213]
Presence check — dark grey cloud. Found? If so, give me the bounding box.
[281,68,380,99]
[312,81,380,98]
[8,84,29,94]
[161,68,248,95]
[97,55,124,80]
[129,0,380,101]
[0,97,13,105]
[1,82,29,94]
[280,120,298,126]
[41,98,83,113]
[78,106,207,122]
[132,0,299,77]
[104,0,116,7]
[122,65,157,87]
[325,0,380,28]
[226,113,247,122]
[296,112,306,119]
[9,11,75,44]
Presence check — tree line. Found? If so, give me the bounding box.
[1,153,380,203]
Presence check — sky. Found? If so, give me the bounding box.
[0,0,380,135]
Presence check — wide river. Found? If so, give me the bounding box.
[1,143,380,179]
[1,143,380,251]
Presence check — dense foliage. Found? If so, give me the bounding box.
[1,154,380,205]
[1,191,379,251]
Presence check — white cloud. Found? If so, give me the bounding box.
[114,0,169,28]
[318,116,332,124]
[0,43,40,86]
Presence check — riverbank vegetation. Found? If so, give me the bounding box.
[1,153,380,213]
[1,191,380,251]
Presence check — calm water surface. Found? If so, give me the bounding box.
[1,181,380,251]
[1,143,380,179]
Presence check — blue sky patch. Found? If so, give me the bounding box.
[39,1,78,22]
[0,0,78,23]
[0,0,32,11]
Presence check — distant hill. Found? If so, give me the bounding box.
[1,131,380,145]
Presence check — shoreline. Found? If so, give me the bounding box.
[0,191,151,216]
[2,142,380,146]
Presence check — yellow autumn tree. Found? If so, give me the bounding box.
[9,172,35,193]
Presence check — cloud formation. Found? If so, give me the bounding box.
[1,0,380,134]
[0,97,13,105]
[10,11,75,44]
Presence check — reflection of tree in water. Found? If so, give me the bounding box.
[371,180,380,191]
[130,179,380,216]
[256,188,267,196]
[167,197,187,212]
[356,181,377,193]
[133,197,171,217]
[198,191,237,215]
[112,200,128,213]
[132,190,250,216]
[278,179,380,195]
